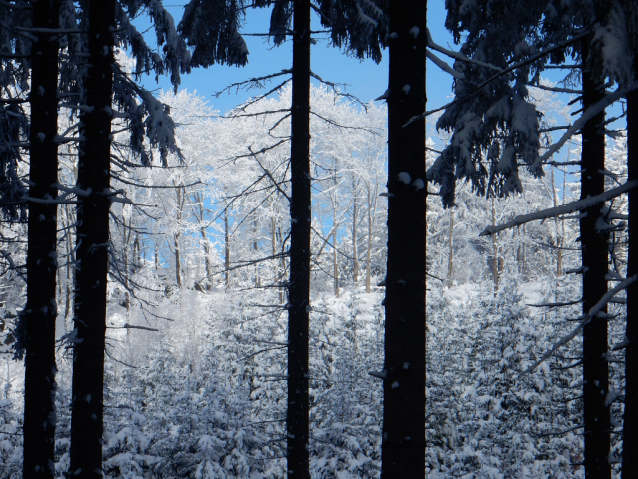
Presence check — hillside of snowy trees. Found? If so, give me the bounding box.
[1,0,638,478]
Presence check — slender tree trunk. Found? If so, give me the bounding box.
[333,199,340,297]
[23,1,61,476]
[225,209,230,287]
[491,197,499,291]
[124,242,130,310]
[622,2,638,475]
[521,224,526,274]
[580,39,611,479]
[69,0,115,476]
[254,217,260,287]
[174,233,182,288]
[123,219,131,310]
[201,227,212,289]
[277,224,285,304]
[133,234,140,269]
[381,0,427,477]
[352,196,359,283]
[447,208,454,288]
[192,194,212,289]
[174,185,184,288]
[65,205,75,324]
[286,0,311,476]
[333,236,340,298]
[271,217,283,301]
[551,167,563,277]
[366,188,373,293]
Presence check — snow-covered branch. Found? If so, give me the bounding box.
[407,30,591,126]
[535,82,638,165]
[426,27,502,73]
[479,180,638,237]
[426,50,465,79]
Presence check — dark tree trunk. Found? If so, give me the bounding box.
[23,1,61,476]
[69,0,115,476]
[381,0,427,477]
[580,40,611,479]
[622,3,638,475]
[286,0,311,476]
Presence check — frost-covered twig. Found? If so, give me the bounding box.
[535,423,584,437]
[310,71,368,110]
[233,80,291,113]
[215,70,291,98]
[309,111,376,133]
[248,146,291,203]
[527,298,582,307]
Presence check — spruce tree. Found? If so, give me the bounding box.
[69,1,188,474]
[579,36,611,479]
[69,1,117,475]
[23,1,61,477]
[286,1,311,476]
[622,1,638,476]
[433,1,619,476]
[381,1,426,476]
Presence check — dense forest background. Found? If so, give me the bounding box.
[0,73,629,477]
[1,0,638,477]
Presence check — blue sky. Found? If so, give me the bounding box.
[136,0,456,118]
[133,1,622,194]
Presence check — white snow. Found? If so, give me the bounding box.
[397,172,411,184]
[412,178,425,190]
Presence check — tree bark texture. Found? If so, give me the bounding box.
[23,1,61,476]
[622,2,638,475]
[286,0,311,476]
[580,40,611,479]
[70,0,115,476]
[381,0,427,477]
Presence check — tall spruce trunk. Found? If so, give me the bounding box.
[286,0,311,476]
[23,1,61,476]
[622,3,638,475]
[580,40,611,479]
[381,0,427,477]
[69,0,115,476]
